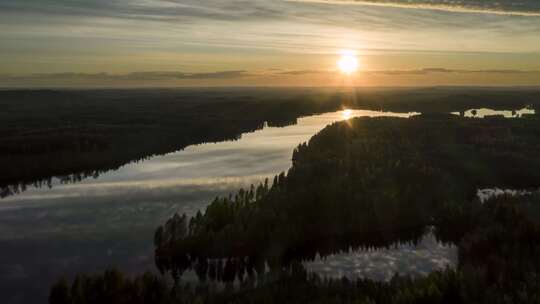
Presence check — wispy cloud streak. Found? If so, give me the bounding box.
[277,68,540,76]
[0,71,252,82]
[1,68,539,85]
[288,0,540,16]
[367,68,540,75]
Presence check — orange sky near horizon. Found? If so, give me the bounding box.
[1,0,540,87]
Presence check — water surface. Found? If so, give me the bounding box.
[304,231,456,281]
[452,106,534,118]
[0,110,419,303]
[3,107,534,303]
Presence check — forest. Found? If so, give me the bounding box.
[2,87,540,197]
[50,113,540,303]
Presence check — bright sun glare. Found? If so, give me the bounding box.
[342,109,353,119]
[337,51,359,75]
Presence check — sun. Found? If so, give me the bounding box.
[337,51,359,75]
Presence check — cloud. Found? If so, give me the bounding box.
[5,0,540,23]
[2,0,540,64]
[0,0,287,23]
[0,70,252,82]
[276,69,333,75]
[367,68,540,75]
[125,70,251,80]
[288,0,540,17]
[1,68,539,87]
[276,68,540,76]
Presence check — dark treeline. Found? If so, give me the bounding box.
[2,87,539,197]
[51,193,540,303]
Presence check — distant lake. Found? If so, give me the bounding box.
[452,106,534,118]
[5,108,529,303]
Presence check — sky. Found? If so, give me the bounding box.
[1,0,540,87]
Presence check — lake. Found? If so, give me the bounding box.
[451,106,534,118]
[3,108,512,303]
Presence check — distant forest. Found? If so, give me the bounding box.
[50,113,540,303]
[2,87,540,197]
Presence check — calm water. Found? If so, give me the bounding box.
[0,109,466,303]
[3,107,535,302]
[304,230,456,281]
[452,106,535,118]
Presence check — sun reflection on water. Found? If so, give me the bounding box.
[342,109,353,119]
